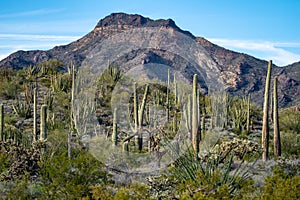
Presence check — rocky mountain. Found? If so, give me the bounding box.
[0,13,299,107]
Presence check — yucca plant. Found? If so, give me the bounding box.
[171,143,253,197]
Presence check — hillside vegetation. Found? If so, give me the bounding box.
[0,59,299,199]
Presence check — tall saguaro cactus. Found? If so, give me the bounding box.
[112,107,118,146]
[262,60,272,161]
[246,94,251,132]
[132,83,149,151]
[166,69,171,122]
[40,104,47,141]
[134,83,139,132]
[273,77,281,157]
[33,87,37,142]
[0,104,4,141]
[192,74,200,155]
[139,84,149,128]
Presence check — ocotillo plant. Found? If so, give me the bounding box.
[33,87,37,142]
[0,104,4,141]
[112,107,118,146]
[262,60,272,161]
[192,74,200,155]
[273,77,281,157]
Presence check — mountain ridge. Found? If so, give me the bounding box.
[0,13,299,107]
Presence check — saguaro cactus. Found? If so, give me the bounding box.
[33,87,37,142]
[40,104,47,141]
[132,83,149,151]
[246,94,251,132]
[262,60,272,161]
[273,77,281,157]
[112,107,118,146]
[134,83,139,132]
[139,84,149,128]
[192,74,200,155]
[133,82,139,148]
[0,104,4,141]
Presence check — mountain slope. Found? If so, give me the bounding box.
[0,13,299,107]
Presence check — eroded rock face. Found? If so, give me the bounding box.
[0,13,299,107]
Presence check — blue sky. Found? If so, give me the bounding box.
[1,0,300,66]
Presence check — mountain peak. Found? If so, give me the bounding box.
[95,12,180,31]
[0,13,299,107]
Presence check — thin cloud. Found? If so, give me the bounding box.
[0,34,81,41]
[0,33,81,61]
[208,38,300,66]
[0,8,63,18]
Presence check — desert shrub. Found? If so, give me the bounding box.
[40,59,64,76]
[39,77,51,87]
[38,149,112,199]
[280,109,300,134]
[214,138,261,161]
[260,162,300,199]
[0,68,16,82]
[281,131,300,156]
[0,141,40,181]
[90,183,154,200]
[0,78,19,99]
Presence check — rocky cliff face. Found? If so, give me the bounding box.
[0,13,299,107]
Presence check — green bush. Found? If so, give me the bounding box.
[280,109,300,134]
[260,165,300,199]
[0,78,19,99]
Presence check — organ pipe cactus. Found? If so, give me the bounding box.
[262,60,272,161]
[273,77,281,157]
